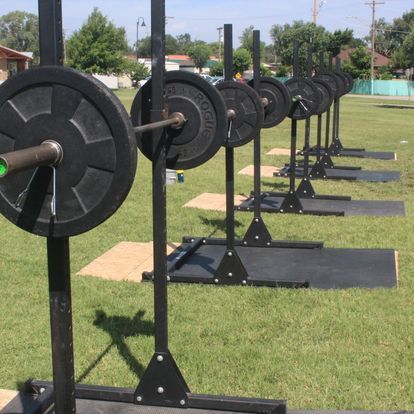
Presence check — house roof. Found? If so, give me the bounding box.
[337,48,390,67]
[166,55,192,61]
[0,45,33,61]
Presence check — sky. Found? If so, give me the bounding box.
[0,0,412,47]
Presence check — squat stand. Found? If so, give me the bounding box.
[155,31,398,289]
[4,2,285,414]
[278,54,400,182]
[304,58,395,161]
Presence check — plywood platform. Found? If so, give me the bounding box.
[238,165,279,177]
[0,390,18,411]
[266,148,291,156]
[77,242,179,283]
[183,193,247,211]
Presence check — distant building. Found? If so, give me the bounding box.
[166,55,196,72]
[0,45,33,83]
[337,48,391,71]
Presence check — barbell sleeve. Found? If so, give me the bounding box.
[134,112,187,134]
[134,95,270,137]
[0,140,63,178]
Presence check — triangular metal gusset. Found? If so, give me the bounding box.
[309,161,328,179]
[215,249,249,285]
[296,177,316,198]
[134,351,190,407]
[243,216,273,247]
[279,191,304,214]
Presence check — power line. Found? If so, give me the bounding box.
[365,0,385,87]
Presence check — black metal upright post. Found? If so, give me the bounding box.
[335,57,341,140]
[324,54,332,154]
[215,24,249,284]
[243,30,273,246]
[316,52,325,162]
[279,41,304,212]
[224,25,235,251]
[296,45,317,198]
[39,1,76,413]
[252,32,262,219]
[134,0,189,405]
[287,42,299,196]
[151,0,168,357]
[302,46,313,179]
[330,53,339,150]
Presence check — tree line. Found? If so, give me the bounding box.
[0,8,413,81]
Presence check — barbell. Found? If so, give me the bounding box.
[0,66,137,238]
[131,71,292,168]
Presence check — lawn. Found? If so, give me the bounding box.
[0,90,413,411]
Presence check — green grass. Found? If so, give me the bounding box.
[1,92,413,411]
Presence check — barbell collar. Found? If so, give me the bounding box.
[0,140,63,178]
[261,97,269,108]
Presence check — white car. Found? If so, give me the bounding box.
[138,76,151,88]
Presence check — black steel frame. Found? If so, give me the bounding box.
[238,46,350,216]
[147,29,324,290]
[16,2,287,414]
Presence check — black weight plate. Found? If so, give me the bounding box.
[217,81,263,147]
[343,71,354,93]
[315,72,342,100]
[311,77,334,115]
[334,70,352,94]
[332,70,348,97]
[285,77,321,120]
[248,77,290,128]
[131,71,227,170]
[0,66,137,238]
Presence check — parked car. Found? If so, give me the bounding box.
[138,76,151,88]
[211,76,224,86]
[199,74,214,83]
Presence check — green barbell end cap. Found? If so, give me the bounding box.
[0,159,8,177]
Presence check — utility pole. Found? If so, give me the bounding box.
[313,0,318,23]
[217,27,223,61]
[365,0,384,94]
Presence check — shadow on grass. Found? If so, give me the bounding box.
[199,216,243,238]
[77,309,154,383]
[261,180,289,191]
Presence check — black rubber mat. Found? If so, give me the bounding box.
[237,195,405,216]
[0,399,268,414]
[276,167,400,182]
[335,150,396,160]
[2,397,410,414]
[305,148,396,160]
[168,242,397,289]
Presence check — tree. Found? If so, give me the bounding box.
[122,60,149,85]
[0,11,39,64]
[188,43,211,72]
[176,33,192,54]
[327,29,354,56]
[401,31,414,68]
[233,48,252,75]
[270,21,329,73]
[270,21,358,73]
[342,46,371,79]
[209,61,223,76]
[260,64,272,77]
[208,41,221,58]
[239,25,265,58]
[66,8,128,74]
[138,34,180,56]
[165,35,179,54]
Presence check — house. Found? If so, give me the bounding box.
[0,45,33,83]
[337,48,391,70]
[166,55,196,72]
